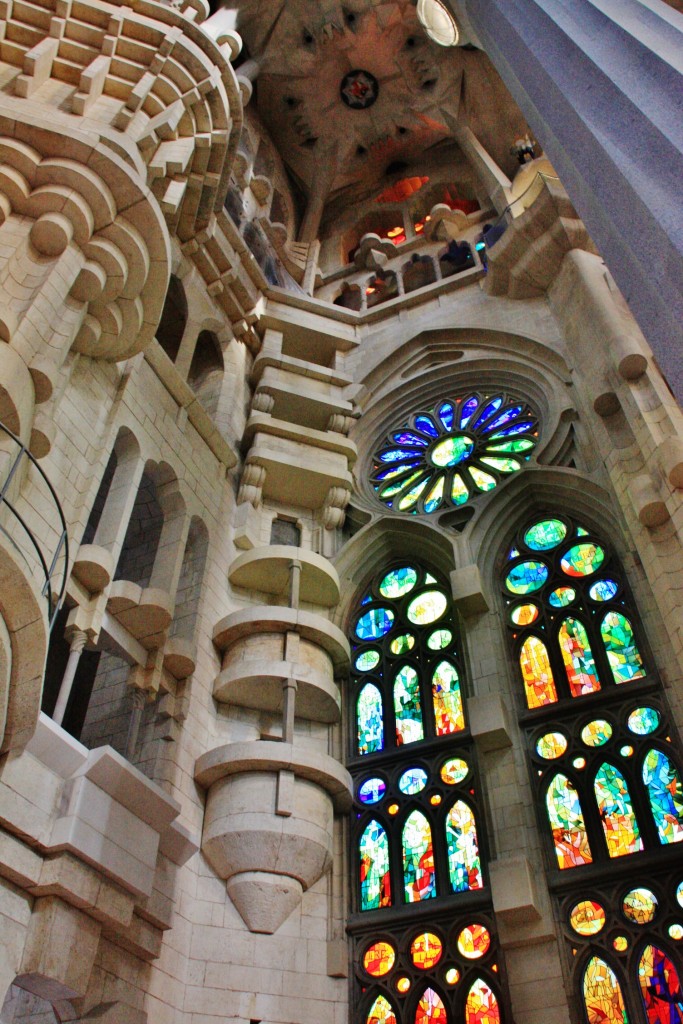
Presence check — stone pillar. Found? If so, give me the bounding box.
[148,482,190,600]
[92,437,145,568]
[455,0,683,400]
[298,145,339,244]
[52,628,88,726]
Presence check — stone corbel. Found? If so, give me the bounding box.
[322,486,351,530]
[327,413,355,435]
[628,474,670,528]
[237,461,266,507]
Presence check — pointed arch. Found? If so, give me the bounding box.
[465,978,501,1024]
[546,773,592,868]
[642,748,683,845]
[637,943,683,1024]
[594,762,642,858]
[431,659,464,734]
[367,994,397,1024]
[445,799,482,892]
[402,810,435,903]
[358,683,384,755]
[520,635,557,708]
[394,665,424,745]
[360,819,391,910]
[557,616,600,696]
[582,956,629,1024]
[600,611,645,684]
[415,986,447,1024]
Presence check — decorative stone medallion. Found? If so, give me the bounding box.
[340,69,379,109]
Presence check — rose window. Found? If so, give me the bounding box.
[371,392,538,514]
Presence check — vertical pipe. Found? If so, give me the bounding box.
[52,629,88,726]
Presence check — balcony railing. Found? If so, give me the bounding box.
[0,422,68,629]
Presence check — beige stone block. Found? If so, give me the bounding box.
[628,473,669,527]
[467,693,512,751]
[450,564,489,615]
[489,856,542,926]
[657,436,683,489]
[18,896,100,1001]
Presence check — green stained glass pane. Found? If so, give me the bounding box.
[520,635,558,708]
[451,474,469,504]
[357,684,383,755]
[393,665,423,745]
[427,628,452,650]
[360,819,391,910]
[549,586,576,608]
[399,767,428,795]
[583,957,629,1024]
[486,438,535,453]
[546,773,592,868]
[440,757,469,784]
[356,607,394,640]
[594,762,643,857]
[480,456,521,473]
[431,435,475,468]
[628,707,660,735]
[355,649,380,672]
[577,526,589,536]
[446,800,482,892]
[638,945,683,1024]
[366,995,397,1024]
[589,579,619,602]
[558,617,601,696]
[505,560,548,594]
[379,566,418,599]
[536,732,568,759]
[407,589,448,625]
[402,810,436,902]
[398,475,430,510]
[560,543,606,577]
[465,979,500,1024]
[432,660,464,734]
[390,632,415,655]
[581,720,613,747]
[524,519,568,551]
[623,887,658,924]
[423,474,445,513]
[468,466,497,492]
[642,749,683,844]
[601,612,645,683]
[375,460,422,482]
[380,469,423,498]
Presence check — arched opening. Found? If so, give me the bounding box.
[188,330,224,419]
[156,275,187,363]
[114,466,164,587]
[366,270,398,308]
[333,283,362,310]
[401,254,437,294]
[438,240,475,278]
[171,516,209,644]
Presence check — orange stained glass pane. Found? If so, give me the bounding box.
[546,773,593,869]
[520,636,558,708]
[465,978,501,1024]
[558,617,601,696]
[432,659,464,734]
[411,932,443,969]
[457,925,491,959]
[594,762,643,858]
[583,956,628,1024]
[415,987,448,1024]
[367,994,397,1024]
[363,941,396,977]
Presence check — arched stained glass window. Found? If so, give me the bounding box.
[371,391,538,514]
[519,635,557,708]
[546,773,593,869]
[558,617,600,696]
[601,612,645,684]
[583,956,628,1024]
[349,562,509,1024]
[638,944,683,1024]
[642,749,683,845]
[594,762,642,858]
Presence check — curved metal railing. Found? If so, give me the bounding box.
[0,421,68,629]
[483,171,562,248]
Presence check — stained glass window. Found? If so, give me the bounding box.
[546,773,593,868]
[638,945,683,1024]
[583,957,629,1024]
[371,391,538,514]
[349,562,508,1024]
[594,762,642,858]
[642,749,683,844]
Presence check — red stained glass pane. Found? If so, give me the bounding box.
[594,762,643,858]
[367,994,397,1024]
[465,979,501,1024]
[546,773,593,868]
[583,956,629,1024]
[558,617,601,697]
[638,945,683,1024]
[403,811,436,903]
[415,987,447,1024]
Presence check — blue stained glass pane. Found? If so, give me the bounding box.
[460,395,479,428]
[358,777,386,804]
[376,460,421,480]
[356,607,395,640]
[361,594,372,605]
[642,749,683,844]
[484,404,523,432]
[380,449,417,462]
[415,415,439,438]
[399,767,428,795]
[393,432,429,446]
[490,422,535,438]
[472,397,503,430]
[505,560,549,594]
[358,684,384,755]
[438,403,454,431]
[589,579,619,602]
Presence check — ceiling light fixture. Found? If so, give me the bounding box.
[416,0,459,47]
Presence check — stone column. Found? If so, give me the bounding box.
[52,628,88,726]
[455,0,683,400]
[92,437,145,569]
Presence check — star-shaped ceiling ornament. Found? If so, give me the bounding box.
[340,69,380,109]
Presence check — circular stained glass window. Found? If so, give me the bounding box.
[371,392,538,514]
[628,707,660,735]
[411,932,443,968]
[589,579,619,602]
[356,607,394,640]
[548,586,576,608]
[440,757,469,784]
[505,561,548,594]
[427,628,452,650]
[524,519,567,551]
[623,888,658,924]
[364,940,395,976]
[536,732,568,759]
[560,543,605,577]
[396,977,411,993]
[670,924,683,940]
[511,603,539,626]
[356,650,380,672]
[407,590,448,625]
[677,881,683,909]
[445,968,460,985]
[613,936,628,952]
[570,900,606,936]
[581,720,613,747]
[379,566,418,599]
[457,925,490,959]
[358,777,386,804]
[390,632,415,655]
[399,768,428,795]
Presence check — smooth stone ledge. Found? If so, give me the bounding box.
[212,607,350,672]
[228,545,340,606]
[194,741,353,812]
[213,659,341,723]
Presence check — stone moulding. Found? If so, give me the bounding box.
[212,606,350,673]
[195,740,352,934]
[228,544,341,605]
[213,657,341,723]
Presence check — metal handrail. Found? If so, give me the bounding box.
[0,421,68,629]
[484,171,562,241]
